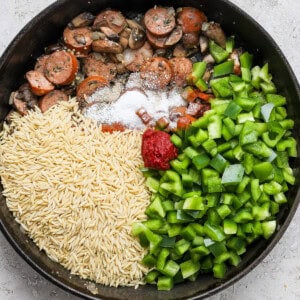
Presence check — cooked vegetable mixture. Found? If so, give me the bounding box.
[2,3,297,292]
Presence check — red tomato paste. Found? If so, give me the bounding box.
[142,128,178,170]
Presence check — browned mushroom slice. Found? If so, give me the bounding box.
[164,26,183,47]
[202,22,226,48]
[68,12,95,28]
[99,27,120,42]
[173,43,187,57]
[182,32,200,49]
[199,35,209,53]
[92,39,123,54]
[128,28,146,50]
[93,9,126,34]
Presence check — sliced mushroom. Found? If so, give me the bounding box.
[16,83,38,109]
[199,35,208,53]
[202,21,226,48]
[44,43,64,54]
[126,19,144,31]
[92,39,123,54]
[203,54,215,64]
[99,27,120,42]
[173,43,187,57]
[128,28,146,50]
[91,31,106,41]
[182,32,200,49]
[119,27,131,48]
[68,12,95,29]
[230,48,243,75]
[164,26,183,47]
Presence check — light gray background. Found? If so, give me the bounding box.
[0,0,299,299]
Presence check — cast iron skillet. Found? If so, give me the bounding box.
[0,0,299,299]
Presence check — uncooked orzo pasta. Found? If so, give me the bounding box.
[0,99,150,287]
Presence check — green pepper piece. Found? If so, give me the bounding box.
[276,137,297,157]
[146,195,166,218]
[160,235,176,248]
[274,192,287,204]
[213,263,227,278]
[192,153,210,170]
[209,153,228,173]
[183,146,201,159]
[160,170,184,197]
[202,139,218,156]
[221,164,245,186]
[253,162,273,181]
[263,181,282,195]
[143,219,165,231]
[235,96,258,111]
[252,202,271,221]
[167,224,182,237]
[157,248,170,271]
[260,81,277,94]
[182,173,193,187]
[142,254,157,267]
[224,101,242,119]
[207,177,223,193]
[223,219,237,234]
[226,36,235,53]
[181,225,197,241]
[183,195,204,211]
[240,52,253,69]
[208,114,223,140]
[275,151,289,168]
[145,177,160,193]
[180,259,201,279]
[171,134,182,148]
[237,112,255,123]
[209,40,229,63]
[157,276,173,291]
[161,260,180,277]
[266,93,286,106]
[227,236,246,255]
[217,204,232,219]
[210,77,233,98]
[261,220,276,239]
[239,121,258,145]
[144,270,160,284]
[195,78,208,92]
[243,141,272,158]
[189,129,208,147]
[204,223,226,242]
[176,210,195,222]
[283,167,295,185]
[251,66,261,89]
[213,60,234,77]
[250,178,262,201]
[175,239,191,256]
[241,67,251,82]
[261,103,275,122]
[279,119,294,130]
[211,99,231,115]
[259,63,270,82]
[233,208,253,223]
[190,61,207,81]
[236,176,250,193]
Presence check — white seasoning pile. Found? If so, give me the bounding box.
[0,99,150,287]
[84,72,186,129]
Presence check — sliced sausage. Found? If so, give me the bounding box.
[26,70,55,96]
[169,57,193,86]
[93,9,126,34]
[202,22,226,48]
[68,12,95,29]
[182,32,200,49]
[123,41,153,72]
[140,57,173,89]
[39,90,68,113]
[144,7,176,36]
[146,30,168,49]
[164,26,183,47]
[76,76,108,101]
[82,53,117,81]
[63,27,93,54]
[92,39,122,54]
[44,50,79,86]
[34,55,50,74]
[177,7,207,33]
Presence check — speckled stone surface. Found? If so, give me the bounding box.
[0,0,299,299]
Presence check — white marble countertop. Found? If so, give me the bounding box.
[0,0,299,299]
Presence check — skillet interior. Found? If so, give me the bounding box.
[0,0,299,299]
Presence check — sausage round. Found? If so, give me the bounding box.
[169,57,193,86]
[144,7,176,37]
[44,50,79,86]
[140,57,173,89]
[34,55,50,74]
[177,7,207,33]
[76,76,108,101]
[39,90,69,113]
[82,53,117,82]
[63,27,93,54]
[26,70,55,96]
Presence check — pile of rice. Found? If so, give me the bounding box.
[0,99,150,287]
